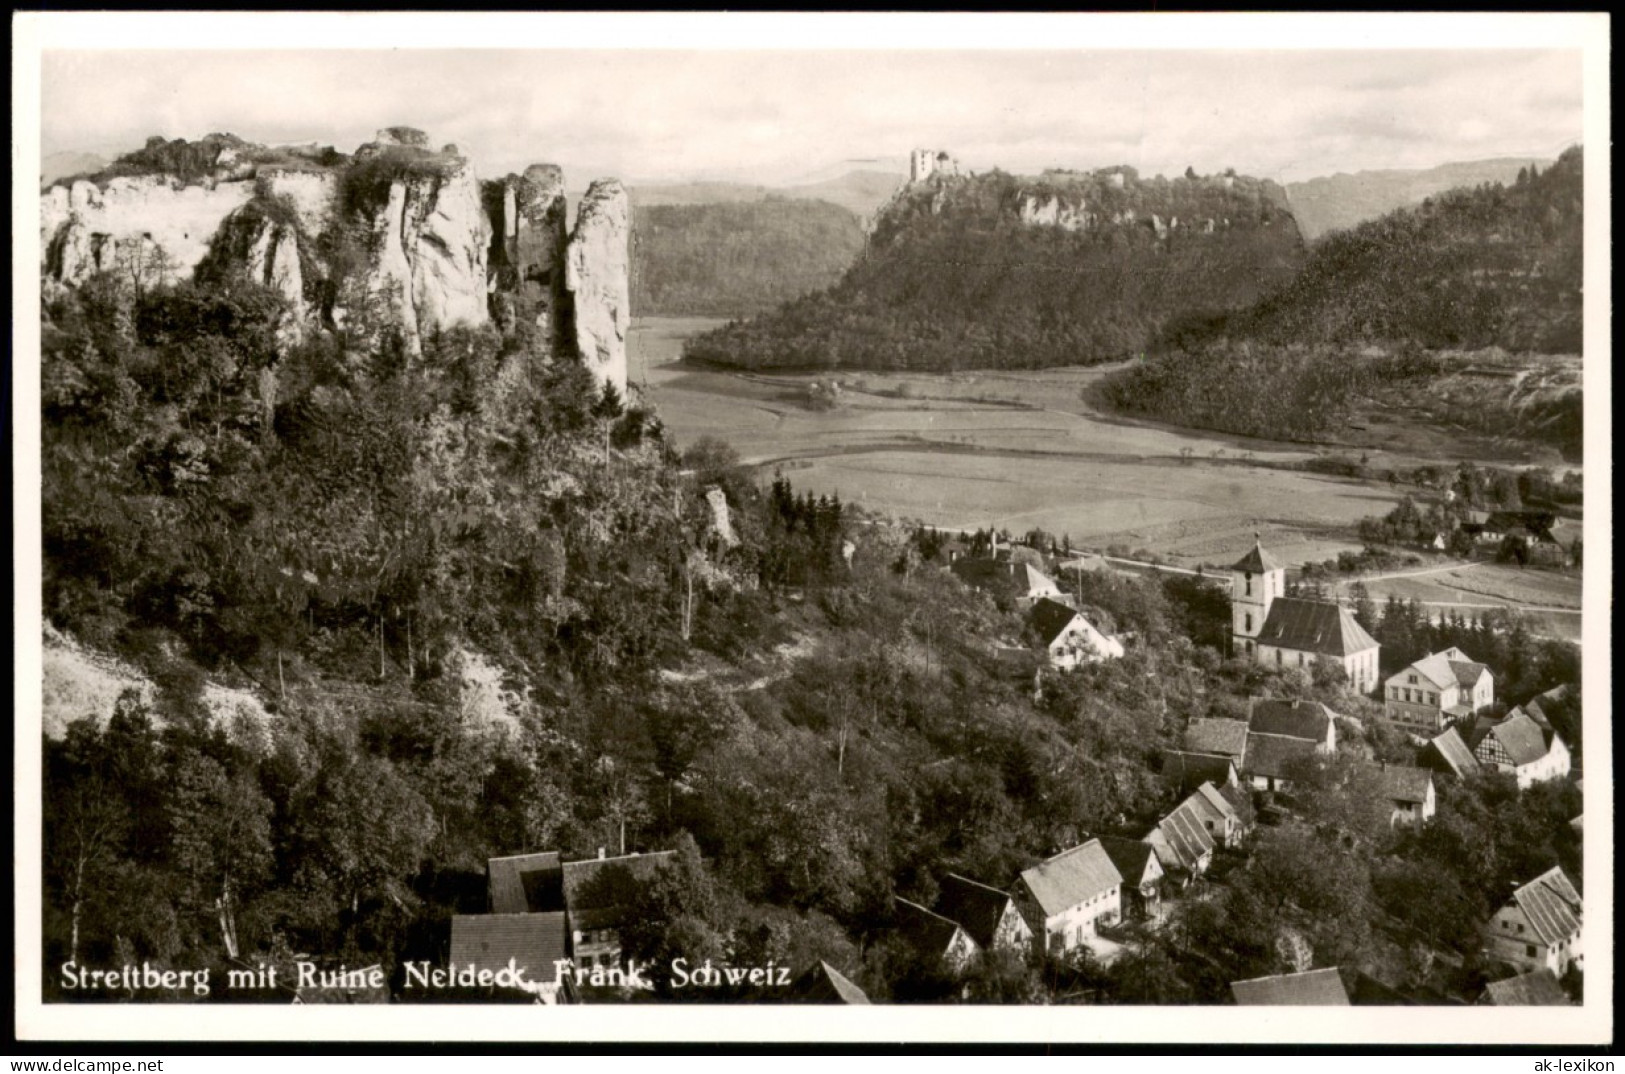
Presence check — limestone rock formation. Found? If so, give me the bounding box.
[485,164,570,345]
[565,179,632,395]
[39,128,634,377]
[42,174,256,290]
[362,150,490,356]
[201,201,309,327]
[1018,193,1095,232]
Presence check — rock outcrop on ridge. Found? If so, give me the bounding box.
[565,179,632,395]
[39,127,631,394]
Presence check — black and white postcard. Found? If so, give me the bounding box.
[11,11,1612,1047]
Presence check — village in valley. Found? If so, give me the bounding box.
[436,520,1582,1007]
[32,35,1597,1027]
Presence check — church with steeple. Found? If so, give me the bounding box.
[1230,537,1380,694]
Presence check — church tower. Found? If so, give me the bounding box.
[1230,536,1284,657]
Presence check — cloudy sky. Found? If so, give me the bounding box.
[35,16,1589,188]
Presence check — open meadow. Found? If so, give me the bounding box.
[633,318,1585,638]
[633,318,1393,568]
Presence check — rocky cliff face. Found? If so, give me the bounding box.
[40,128,631,383]
[485,163,570,348]
[43,175,256,290]
[359,148,490,356]
[565,179,632,395]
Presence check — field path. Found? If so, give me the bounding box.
[1339,559,1494,584]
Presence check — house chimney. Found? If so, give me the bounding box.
[598,847,606,860]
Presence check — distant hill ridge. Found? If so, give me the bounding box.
[684,164,1307,372]
[629,169,904,219]
[1284,156,1553,241]
[1100,146,1584,448]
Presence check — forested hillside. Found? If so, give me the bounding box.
[684,167,1306,372]
[632,198,866,317]
[1101,148,1584,448]
[38,248,1584,1005]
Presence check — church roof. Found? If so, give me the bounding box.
[1231,540,1282,573]
[1257,598,1378,658]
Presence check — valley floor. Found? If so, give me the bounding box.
[632,317,1583,640]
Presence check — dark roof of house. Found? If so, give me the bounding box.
[896,897,971,958]
[1231,540,1282,574]
[1185,718,1249,760]
[1451,660,1491,688]
[1031,597,1085,647]
[788,960,870,1004]
[1514,702,1553,732]
[1249,698,1336,744]
[562,851,676,931]
[1243,732,1318,781]
[1376,765,1434,804]
[1018,839,1123,918]
[1161,749,1238,794]
[1507,867,1582,947]
[952,557,1058,599]
[934,873,1017,951]
[449,912,568,985]
[1484,969,1572,1007]
[1257,598,1378,658]
[1231,968,1350,1006]
[1472,711,1553,767]
[1097,835,1161,887]
[488,851,563,914]
[1424,726,1481,779]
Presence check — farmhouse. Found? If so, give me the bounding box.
[1029,596,1125,669]
[1248,697,1337,754]
[1143,798,1216,883]
[895,897,980,972]
[1242,732,1318,794]
[447,912,571,1002]
[1014,839,1124,955]
[1464,710,1571,789]
[1486,867,1582,977]
[1183,780,1253,848]
[933,873,1035,955]
[1229,539,1379,692]
[951,554,1062,608]
[1382,647,1494,734]
[1374,764,1436,827]
[561,850,676,970]
[1097,837,1166,922]
[1231,967,1350,1006]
